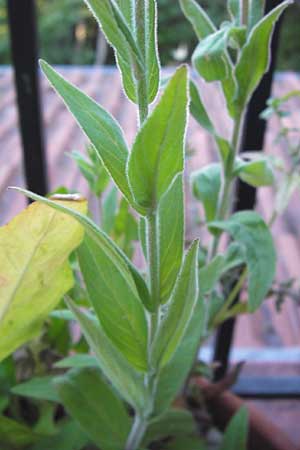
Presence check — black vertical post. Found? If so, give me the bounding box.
[213,0,284,381]
[7,0,48,196]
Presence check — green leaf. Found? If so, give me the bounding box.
[0,416,39,447]
[227,0,240,22]
[11,377,59,403]
[158,174,184,303]
[40,61,143,213]
[154,298,206,414]
[234,154,274,187]
[0,196,86,362]
[54,354,98,369]
[220,407,248,450]
[192,27,231,82]
[127,66,188,209]
[84,0,160,104]
[248,1,266,31]
[191,163,221,222]
[30,421,89,450]
[77,233,148,371]
[151,241,199,368]
[199,243,245,295]
[13,188,151,315]
[102,186,118,234]
[142,409,196,446]
[179,0,215,40]
[275,173,300,215]
[234,1,292,110]
[189,81,232,166]
[54,367,131,450]
[66,300,147,413]
[210,211,276,311]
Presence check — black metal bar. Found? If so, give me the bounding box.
[232,376,300,399]
[7,0,48,196]
[213,0,284,381]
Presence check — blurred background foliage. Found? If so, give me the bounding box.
[0,0,299,70]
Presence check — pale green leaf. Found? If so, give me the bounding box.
[84,0,160,104]
[127,66,188,209]
[154,298,206,414]
[12,188,151,315]
[11,377,59,403]
[39,61,144,213]
[54,367,131,450]
[234,154,274,187]
[234,1,292,110]
[210,211,276,311]
[191,163,221,222]
[66,300,147,413]
[78,233,148,371]
[179,0,215,40]
[227,0,240,22]
[151,241,199,368]
[220,407,248,450]
[0,197,86,362]
[248,0,266,31]
[54,354,98,369]
[142,409,196,446]
[158,174,184,303]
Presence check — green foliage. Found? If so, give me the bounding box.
[55,367,131,450]
[220,407,248,450]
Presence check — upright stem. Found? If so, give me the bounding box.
[240,0,249,25]
[208,111,245,260]
[125,415,147,450]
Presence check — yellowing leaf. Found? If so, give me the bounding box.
[0,196,87,362]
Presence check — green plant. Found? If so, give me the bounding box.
[0,0,295,449]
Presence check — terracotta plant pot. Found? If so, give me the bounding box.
[194,377,298,450]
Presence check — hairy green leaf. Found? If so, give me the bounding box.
[248,0,266,31]
[13,188,151,314]
[102,186,118,234]
[0,196,86,362]
[235,1,292,110]
[191,163,221,222]
[78,233,148,371]
[55,367,131,450]
[154,299,206,414]
[220,407,248,450]
[40,61,145,213]
[128,66,188,209]
[67,300,147,413]
[179,0,215,39]
[84,0,160,104]
[151,241,199,368]
[227,0,240,22]
[158,174,184,303]
[210,211,276,311]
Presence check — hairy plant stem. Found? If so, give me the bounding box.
[208,110,246,261]
[125,414,147,450]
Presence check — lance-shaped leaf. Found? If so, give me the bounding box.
[234,1,292,110]
[191,163,221,222]
[248,0,266,31]
[54,367,131,450]
[77,233,148,371]
[154,298,206,414]
[67,300,147,413]
[84,0,160,104]
[210,211,276,311]
[189,80,232,164]
[234,154,274,187]
[12,188,152,313]
[151,241,199,368]
[40,61,145,214]
[180,0,236,117]
[0,197,86,362]
[227,0,240,22]
[158,174,184,303]
[128,66,188,209]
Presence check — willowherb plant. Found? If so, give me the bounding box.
[0,0,294,449]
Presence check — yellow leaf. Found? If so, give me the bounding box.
[0,195,87,361]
